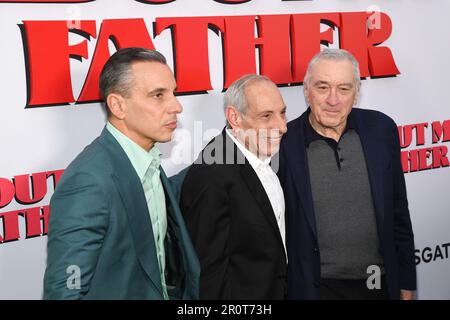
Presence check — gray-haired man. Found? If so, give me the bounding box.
[279,48,416,300]
[180,74,288,299]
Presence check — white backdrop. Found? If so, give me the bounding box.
[0,0,449,299]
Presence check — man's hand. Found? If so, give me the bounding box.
[400,289,416,300]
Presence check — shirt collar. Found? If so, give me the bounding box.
[304,107,358,147]
[106,122,161,181]
[225,129,271,170]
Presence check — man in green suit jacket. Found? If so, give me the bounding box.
[43,47,200,300]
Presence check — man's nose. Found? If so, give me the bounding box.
[171,96,183,114]
[278,118,287,135]
[275,114,287,135]
[326,87,340,106]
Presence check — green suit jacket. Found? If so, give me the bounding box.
[43,128,200,299]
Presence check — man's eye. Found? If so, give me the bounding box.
[339,87,352,94]
[155,93,163,99]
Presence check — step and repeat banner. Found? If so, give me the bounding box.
[0,0,449,299]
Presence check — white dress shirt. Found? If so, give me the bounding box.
[226,129,286,254]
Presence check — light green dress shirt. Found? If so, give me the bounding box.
[106,122,168,299]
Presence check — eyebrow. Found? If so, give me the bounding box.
[314,81,329,86]
[147,88,166,96]
[257,106,287,115]
[147,86,178,96]
[314,81,354,87]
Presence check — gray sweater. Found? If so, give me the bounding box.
[307,129,384,279]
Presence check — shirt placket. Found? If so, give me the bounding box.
[144,165,168,299]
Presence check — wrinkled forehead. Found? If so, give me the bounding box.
[246,81,285,112]
[310,59,357,85]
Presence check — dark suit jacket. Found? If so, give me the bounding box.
[180,130,287,299]
[278,108,416,300]
[43,128,200,299]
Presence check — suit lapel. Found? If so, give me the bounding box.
[238,163,286,254]
[98,128,164,296]
[221,131,286,255]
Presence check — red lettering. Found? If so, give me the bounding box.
[402,149,419,173]
[0,206,50,243]
[401,146,450,173]
[398,122,428,148]
[0,170,64,209]
[0,210,21,243]
[78,19,155,102]
[13,172,48,205]
[291,13,340,83]
[419,148,434,171]
[21,206,50,238]
[415,123,428,146]
[433,146,450,168]
[23,20,96,107]
[155,17,225,93]
[432,120,450,143]
[222,15,258,88]
[221,14,294,87]
[340,12,399,78]
[398,125,412,148]
[258,14,293,85]
[0,178,15,209]
[21,13,400,105]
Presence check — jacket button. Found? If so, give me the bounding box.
[313,280,320,288]
[313,247,319,253]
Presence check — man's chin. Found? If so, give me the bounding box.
[320,115,345,127]
[259,146,280,158]
[269,146,280,156]
[156,133,175,144]
[317,119,339,129]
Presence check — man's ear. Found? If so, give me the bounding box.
[225,105,241,130]
[106,93,126,120]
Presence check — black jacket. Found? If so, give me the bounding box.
[278,108,416,299]
[180,129,287,299]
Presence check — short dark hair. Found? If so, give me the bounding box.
[99,47,167,115]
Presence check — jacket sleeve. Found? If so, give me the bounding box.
[43,170,110,299]
[389,120,417,290]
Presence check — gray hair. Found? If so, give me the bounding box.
[99,47,167,115]
[223,74,274,127]
[303,48,361,89]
